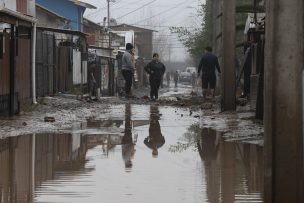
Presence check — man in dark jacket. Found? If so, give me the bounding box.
[144,53,166,101]
[197,46,221,98]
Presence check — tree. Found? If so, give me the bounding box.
[170,1,213,58]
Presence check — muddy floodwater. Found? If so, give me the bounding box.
[0,104,263,203]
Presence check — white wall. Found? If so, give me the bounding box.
[73,50,87,85]
[27,0,36,17]
[0,0,35,16]
[2,0,16,11]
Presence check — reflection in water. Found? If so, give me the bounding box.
[169,125,264,202]
[0,107,264,203]
[144,105,165,157]
[197,127,264,203]
[122,104,136,169]
[0,135,35,203]
[197,128,220,203]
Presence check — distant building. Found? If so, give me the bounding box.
[83,18,108,47]
[36,0,96,31]
[111,24,155,59]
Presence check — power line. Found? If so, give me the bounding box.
[134,0,195,24]
[128,23,197,29]
[85,0,124,18]
[116,0,157,20]
[113,3,183,10]
[112,0,152,10]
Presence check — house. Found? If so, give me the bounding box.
[34,0,96,96]
[34,0,96,97]
[0,1,36,116]
[36,0,96,32]
[36,4,70,29]
[83,18,108,47]
[35,26,88,96]
[1,0,36,16]
[83,18,118,96]
[110,24,155,59]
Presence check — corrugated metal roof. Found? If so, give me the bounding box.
[37,26,87,36]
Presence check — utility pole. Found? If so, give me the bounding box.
[107,0,110,48]
[107,0,110,28]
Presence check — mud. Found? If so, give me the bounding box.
[0,84,263,146]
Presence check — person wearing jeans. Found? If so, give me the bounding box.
[122,43,135,98]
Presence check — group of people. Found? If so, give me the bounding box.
[121,42,222,100]
[122,43,166,101]
[165,71,180,88]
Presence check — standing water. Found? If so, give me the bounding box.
[0,104,263,203]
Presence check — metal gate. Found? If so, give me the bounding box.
[0,33,10,115]
[36,31,56,97]
[56,46,73,93]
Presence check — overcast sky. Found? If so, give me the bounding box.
[82,0,204,61]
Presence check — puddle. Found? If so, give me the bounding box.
[0,104,263,203]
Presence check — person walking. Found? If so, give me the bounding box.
[191,71,196,88]
[166,72,171,87]
[88,63,97,99]
[197,46,221,98]
[174,71,179,87]
[240,40,253,98]
[144,53,166,101]
[122,43,135,98]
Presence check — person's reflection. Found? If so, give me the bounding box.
[197,128,220,203]
[144,105,165,158]
[122,104,135,169]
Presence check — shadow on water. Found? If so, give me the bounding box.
[0,104,264,203]
[170,125,264,203]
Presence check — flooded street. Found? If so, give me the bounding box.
[0,104,263,203]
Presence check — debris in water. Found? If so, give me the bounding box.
[44,116,55,122]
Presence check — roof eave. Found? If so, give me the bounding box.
[0,6,37,24]
[69,0,97,9]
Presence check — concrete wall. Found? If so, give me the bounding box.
[2,0,16,11]
[73,50,87,85]
[135,32,153,59]
[27,0,35,17]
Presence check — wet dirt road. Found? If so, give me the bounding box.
[0,104,263,203]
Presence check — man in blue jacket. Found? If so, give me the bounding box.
[197,46,221,98]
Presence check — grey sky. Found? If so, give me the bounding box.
[82,0,204,61]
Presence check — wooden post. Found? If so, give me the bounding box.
[9,24,16,116]
[264,0,304,202]
[222,0,236,111]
